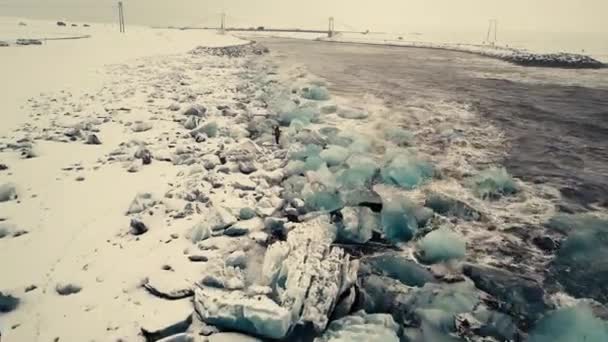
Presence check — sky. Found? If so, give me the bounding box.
[1,0,607,34]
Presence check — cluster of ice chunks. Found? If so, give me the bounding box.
[380,150,433,189]
[320,145,350,167]
[314,311,400,342]
[416,227,466,264]
[279,106,320,126]
[468,167,518,199]
[302,85,331,101]
[546,214,608,304]
[528,304,608,342]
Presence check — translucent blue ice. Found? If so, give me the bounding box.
[320,145,350,167]
[417,227,466,264]
[528,305,608,342]
[469,167,518,199]
[305,190,344,212]
[365,253,435,287]
[381,152,433,189]
[302,85,331,101]
[381,195,419,242]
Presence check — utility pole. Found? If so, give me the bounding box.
[220,12,226,34]
[328,17,334,38]
[118,1,125,33]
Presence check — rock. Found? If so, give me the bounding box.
[126,193,157,215]
[134,146,153,165]
[238,161,257,174]
[233,178,256,191]
[225,217,263,236]
[239,207,256,220]
[0,183,17,202]
[131,121,153,132]
[532,235,558,252]
[130,218,149,235]
[55,283,82,296]
[143,275,194,300]
[85,134,102,145]
[188,255,208,262]
[0,292,20,313]
[183,105,207,117]
[225,251,247,268]
[168,103,181,111]
[194,287,291,340]
[201,154,220,170]
[25,285,37,292]
[0,164,8,171]
[463,264,550,327]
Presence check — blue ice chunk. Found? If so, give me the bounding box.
[289,144,322,161]
[381,152,433,189]
[469,167,518,199]
[337,167,375,189]
[200,122,219,137]
[408,282,479,315]
[303,155,325,171]
[284,160,306,176]
[385,127,414,146]
[305,190,344,212]
[417,227,466,264]
[320,145,350,167]
[348,136,372,153]
[279,106,319,126]
[302,85,331,101]
[315,311,400,342]
[528,305,608,342]
[381,195,419,242]
[282,175,307,200]
[548,214,608,303]
[365,253,435,287]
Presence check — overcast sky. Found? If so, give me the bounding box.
[1,0,607,33]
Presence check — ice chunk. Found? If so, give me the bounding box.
[381,151,433,189]
[336,207,376,244]
[304,190,343,213]
[186,222,211,243]
[320,145,350,167]
[425,192,484,221]
[199,122,219,138]
[314,311,400,342]
[528,304,608,342]
[380,194,419,242]
[469,167,518,199]
[239,207,256,220]
[259,242,290,287]
[417,227,466,264]
[194,287,291,340]
[289,144,322,161]
[348,135,372,153]
[303,155,325,172]
[302,86,331,101]
[126,192,157,215]
[338,109,368,120]
[363,253,435,287]
[337,155,378,189]
[548,214,608,304]
[279,106,319,126]
[384,127,414,146]
[0,182,17,202]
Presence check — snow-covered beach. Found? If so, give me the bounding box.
[2,16,608,342]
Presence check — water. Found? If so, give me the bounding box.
[260,38,608,210]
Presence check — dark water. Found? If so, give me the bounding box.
[261,39,608,210]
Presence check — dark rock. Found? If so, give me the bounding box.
[238,161,257,174]
[55,283,82,296]
[134,147,152,165]
[201,275,224,288]
[143,279,193,300]
[85,134,102,145]
[224,225,249,237]
[130,218,148,235]
[188,255,208,262]
[425,192,485,221]
[183,105,207,117]
[0,164,8,171]
[463,264,550,328]
[532,235,558,252]
[25,285,37,292]
[0,292,20,313]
